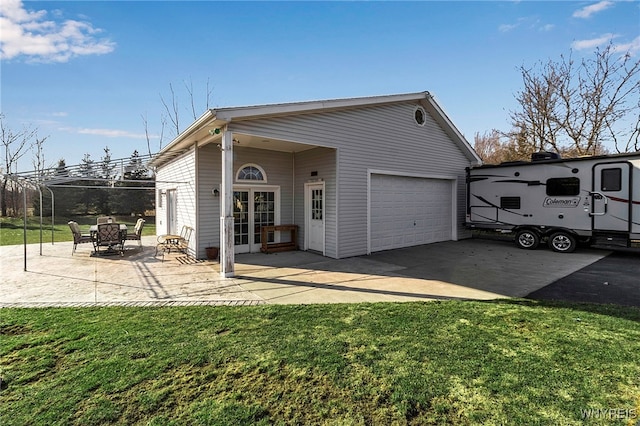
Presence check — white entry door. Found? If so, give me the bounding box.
[592,162,632,232]
[233,187,279,253]
[166,189,178,235]
[305,182,325,253]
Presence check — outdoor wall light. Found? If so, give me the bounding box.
[212,188,220,197]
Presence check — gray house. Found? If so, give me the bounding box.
[150,91,481,277]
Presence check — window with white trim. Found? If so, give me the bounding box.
[236,164,267,182]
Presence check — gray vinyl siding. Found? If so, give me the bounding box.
[293,147,337,258]
[196,143,221,257]
[155,149,197,255]
[196,144,294,257]
[230,102,471,258]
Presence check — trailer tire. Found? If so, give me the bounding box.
[515,229,540,250]
[548,231,577,253]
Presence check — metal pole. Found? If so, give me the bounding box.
[46,186,55,244]
[38,186,43,255]
[23,180,28,272]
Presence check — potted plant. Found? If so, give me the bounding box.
[205,245,219,261]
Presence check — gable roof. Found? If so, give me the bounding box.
[150,91,481,167]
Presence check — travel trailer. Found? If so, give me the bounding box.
[466,152,640,253]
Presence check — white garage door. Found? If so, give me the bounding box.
[370,174,453,252]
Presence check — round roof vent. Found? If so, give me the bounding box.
[414,106,426,126]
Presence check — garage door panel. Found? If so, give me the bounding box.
[370,174,452,252]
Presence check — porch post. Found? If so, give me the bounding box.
[220,129,235,277]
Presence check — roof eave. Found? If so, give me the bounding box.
[213,91,431,121]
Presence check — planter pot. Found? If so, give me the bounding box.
[205,247,219,261]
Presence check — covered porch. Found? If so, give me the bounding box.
[153,114,338,278]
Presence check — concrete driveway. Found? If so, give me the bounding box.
[0,237,613,307]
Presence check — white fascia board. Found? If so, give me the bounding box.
[423,95,482,165]
[213,92,430,121]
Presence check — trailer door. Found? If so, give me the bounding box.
[592,163,631,232]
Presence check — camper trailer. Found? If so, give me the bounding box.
[466,152,640,253]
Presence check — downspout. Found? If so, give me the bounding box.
[194,140,199,258]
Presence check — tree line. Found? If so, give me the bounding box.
[474,43,639,164]
[35,148,155,218]
[0,118,155,219]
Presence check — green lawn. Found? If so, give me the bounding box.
[0,216,156,246]
[1,301,639,425]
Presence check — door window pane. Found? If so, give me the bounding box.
[253,191,275,244]
[601,168,622,192]
[312,189,323,220]
[233,191,249,245]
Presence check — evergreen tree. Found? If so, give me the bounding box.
[50,159,79,217]
[114,150,155,215]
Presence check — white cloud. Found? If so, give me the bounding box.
[573,1,614,19]
[74,128,148,139]
[499,17,554,33]
[571,33,616,50]
[612,35,640,56]
[499,23,519,33]
[571,33,639,56]
[0,0,115,63]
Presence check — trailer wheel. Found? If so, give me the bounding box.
[515,230,540,250]
[548,231,577,253]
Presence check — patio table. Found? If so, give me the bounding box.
[89,224,128,255]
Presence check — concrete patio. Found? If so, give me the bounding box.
[0,236,611,308]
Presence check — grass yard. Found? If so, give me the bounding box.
[0,216,156,246]
[1,300,639,425]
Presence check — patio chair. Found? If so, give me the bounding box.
[96,216,115,224]
[125,218,145,250]
[174,225,193,254]
[68,221,92,255]
[155,225,193,261]
[93,222,124,256]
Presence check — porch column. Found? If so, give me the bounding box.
[220,129,235,277]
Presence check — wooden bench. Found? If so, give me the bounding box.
[260,225,299,253]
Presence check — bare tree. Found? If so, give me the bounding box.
[510,43,640,155]
[141,112,166,158]
[159,78,215,138]
[1,114,37,216]
[473,130,505,164]
[185,77,214,121]
[31,134,49,182]
[474,128,541,164]
[160,83,180,137]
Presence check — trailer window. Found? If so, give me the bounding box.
[500,197,521,209]
[601,168,622,192]
[546,177,580,196]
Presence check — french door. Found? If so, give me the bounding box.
[233,186,279,253]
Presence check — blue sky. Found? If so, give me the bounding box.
[1,0,639,171]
